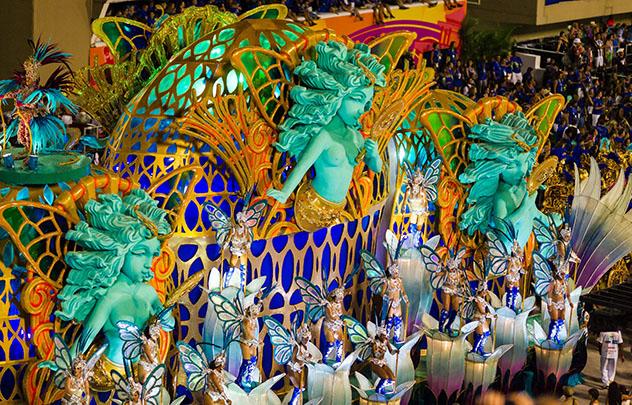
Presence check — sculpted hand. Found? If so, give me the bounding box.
[267,187,290,204]
[364,138,380,160]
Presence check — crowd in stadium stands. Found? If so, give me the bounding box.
[429,20,631,165]
[107,4,630,165]
[107,0,460,27]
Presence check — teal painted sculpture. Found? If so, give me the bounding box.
[55,189,175,366]
[266,41,386,231]
[458,112,548,247]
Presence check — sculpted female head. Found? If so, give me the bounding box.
[459,111,541,242]
[276,40,386,158]
[55,189,171,323]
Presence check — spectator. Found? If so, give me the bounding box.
[598,329,624,388]
[560,386,578,405]
[623,386,632,405]
[589,388,600,405]
[609,382,623,405]
[510,50,523,84]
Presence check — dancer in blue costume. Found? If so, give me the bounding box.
[534,252,574,346]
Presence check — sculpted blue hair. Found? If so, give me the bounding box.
[276,40,386,159]
[56,189,171,322]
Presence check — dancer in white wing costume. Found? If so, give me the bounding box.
[487,218,525,312]
[204,195,267,289]
[403,158,441,236]
[420,245,468,335]
[361,249,410,344]
[343,316,397,395]
[534,216,580,280]
[462,282,496,357]
[533,251,573,345]
[38,334,107,405]
[263,317,316,405]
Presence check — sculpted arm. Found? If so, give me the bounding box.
[267,132,329,203]
[76,299,112,354]
[150,288,175,331]
[363,139,383,173]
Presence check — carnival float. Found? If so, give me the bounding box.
[1,3,632,405]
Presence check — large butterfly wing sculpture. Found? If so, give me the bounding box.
[360,250,388,297]
[176,341,212,392]
[91,18,153,62]
[486,231,510,278]
[111,369,135,405]
[262,316,295,366]
[141,365,165,405]
[534,216,559,260]
[208,291,245,343]
[112,364,166,405]
[295,277,328,323]
[341,315,374,361]
[533,251,554,299]
[152,305,177,332]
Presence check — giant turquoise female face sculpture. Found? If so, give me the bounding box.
[458,112,548,247]
[55,189,174,366]
[266,41,386,231]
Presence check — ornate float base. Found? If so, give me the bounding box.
[0,149,91,185]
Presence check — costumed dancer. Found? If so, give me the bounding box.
[209,290,263,391]
[343,316,398,395]
[463,282,496,357]
[116,321,160,383]
[554,223,580,279]
[420,245,467,335]
[487,218,525,312]
[204,198,267,289]
[361,249,409,344]
[111,364,182,405]
[178,342,232,404]
[263,317,316,405]
[323,287,345,362]
[534,216,580,280]
[534,252,573,345]
[402,158,441,236]
[295,269,358,364]
[296,276,347,363]
[504,240,525,311]
[0,39,78,159]
[116,304,175,383]
[139,323,160,382]
[548,269,572,345]
[237,302,261,391]
[39,334,107,405]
